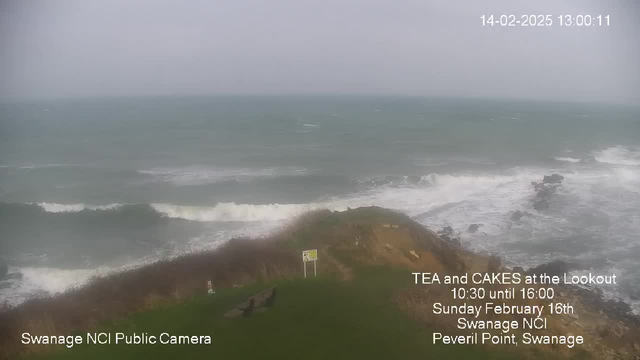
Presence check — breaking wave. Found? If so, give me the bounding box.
[554,157,581,163]
[36,202,124,213]
[4,201,337,223]
[149,202,338,222]
[593,146,640,166]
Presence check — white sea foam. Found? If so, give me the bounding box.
[0,267,101,307]
[138,165,309,186]
[302,123,319,128]
[6,166,640,311]
[593,146,640,166]
[150,202,339,222]
[554,157,581,163]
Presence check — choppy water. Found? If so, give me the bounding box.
[1,96,639,311]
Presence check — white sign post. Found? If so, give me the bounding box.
[302,249,318,278]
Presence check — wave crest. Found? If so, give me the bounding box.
[150,202,337,222]
[554,157,581,163]
[36,202,124,213]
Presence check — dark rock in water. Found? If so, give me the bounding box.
[529,174,564,212]
[439,234,461,246]
[526,260,572,278]
[511,210,533,221]
[512,266,524,274]
[543,174,564,184]
[533,199,549,211]
[437,226,453,238]
[437,226,461,246]
[535,186,556,199]
[467,224,480,233]
[441,226,454,235]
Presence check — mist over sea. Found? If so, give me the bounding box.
[1,96,639,311]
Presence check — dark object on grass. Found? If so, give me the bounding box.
[242,298,255,317]
[264,288,277,308]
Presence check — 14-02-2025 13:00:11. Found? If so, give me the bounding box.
[481,14,610,27]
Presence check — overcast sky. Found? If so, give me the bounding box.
[1,0,639,103]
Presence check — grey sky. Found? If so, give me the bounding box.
[1,0,639,103]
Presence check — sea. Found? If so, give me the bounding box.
[1,96,639,312]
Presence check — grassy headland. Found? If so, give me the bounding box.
[1,207,638,360]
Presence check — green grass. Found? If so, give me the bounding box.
[27,266,520,360]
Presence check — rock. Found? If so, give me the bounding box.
[512,266,524,274]
[511,210,533,220]
[529,174,564,211]
[543,174,565,184]
[441,226,454,234]
[526,260,572,278]
[533,199,549,211]
[535,186,556,199]
[467,224,480,233]
[437,226,461,246]
[385,243,394,251]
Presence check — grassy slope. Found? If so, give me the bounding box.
[27,266,518,360]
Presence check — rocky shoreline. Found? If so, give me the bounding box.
[432,173,639,325]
